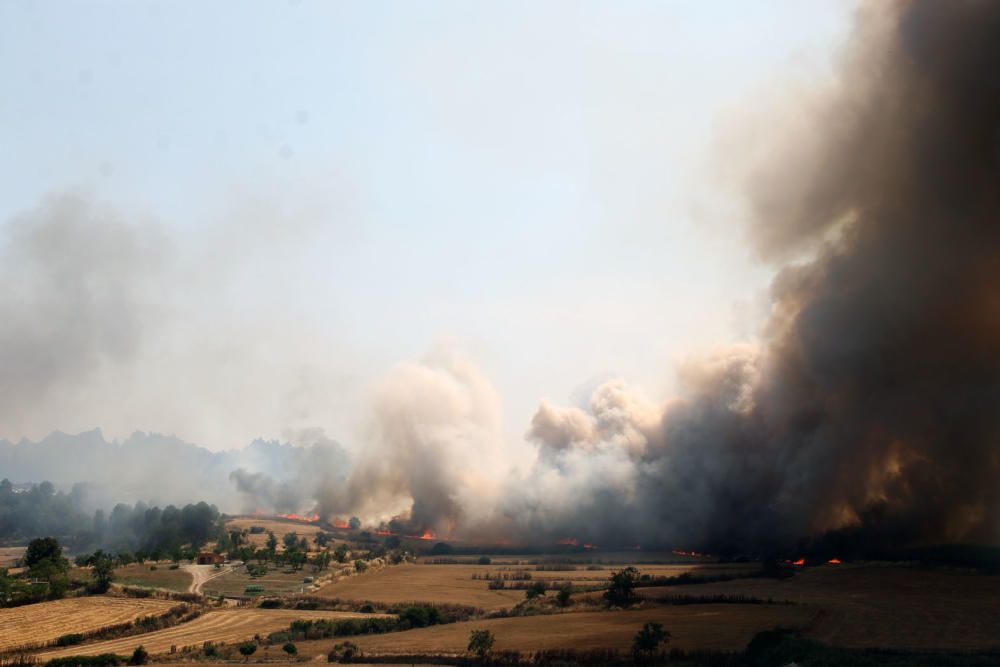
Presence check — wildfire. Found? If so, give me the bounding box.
[828,558,842,564]
[417,529,436,540]
[276,512,319,523]
[792,558,806,566]
[331,518,349,529]
[557,538,578,546]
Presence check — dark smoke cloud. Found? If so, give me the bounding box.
[511,0,1000,551]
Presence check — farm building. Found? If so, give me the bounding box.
[196,552,225,565]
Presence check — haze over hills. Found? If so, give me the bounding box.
[0,430,347,515]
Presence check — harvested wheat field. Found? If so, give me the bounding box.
[640,565,1000,651]
[315,563,523,610]
[302,605,814,656]
[225,517,327,548]
[35,608,391,659]
[113,563,193,592]
[0,596,179,653]
[315,563,747,611]
[0,546,25,567]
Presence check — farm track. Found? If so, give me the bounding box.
[34,608,391,659]
[0,597,177,652]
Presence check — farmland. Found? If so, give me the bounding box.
[258,604,814,658]
[314,562,748,611]
[34,608,391,659]
[641,564,1000,651]
[200,563,326,597]
[0,596,179,653]
[113,563,193,592]
[225,517,329,549]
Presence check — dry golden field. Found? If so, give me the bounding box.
[0,546,25,567]
[35,608,391,659]
[276,604,814,658]
[639,564,1000,651]
[314,562,747,611]
[113,563,193,592]
[0,596,178,653]
[224,517,328,549]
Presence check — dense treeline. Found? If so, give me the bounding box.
[0,479,219,553]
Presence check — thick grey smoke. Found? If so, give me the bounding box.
[319,0,1000,552]
[0,192,166,436]
[502,0,1000,551]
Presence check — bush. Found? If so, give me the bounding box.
[397,605,442,629]
[168,564,179,570]
[525,581,547,599]
[56,634,84,647]
[259,598,283,608]
[282,642,298,655]
[239,643,257,660]
[148,566,157,571]
[327,641,359,663]
[556,586,572,607]
[202,643,218,657]
[477,556,491,565]
[468,629,495,660]
[604,566,640,607]
[127,646,148,666]
[358,603,375,613]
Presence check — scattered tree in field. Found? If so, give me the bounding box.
[354,559,368,572]
[266,532,278,554]
[328,641,359,663]
[467,629,495,661]
[283,532,299,550]
[477,556,491,565]
[282,642,297,656]
[24,537,63,567]
[128,645,149,665]
[239,643,257,661]
[632,622,670,660]
[556,585,572,606]
[604,566,641,607]
[90,551,116,593]
[525,581,547,599]
[348,516,361,530]
[314,531,331,548]
[333,543,349,563]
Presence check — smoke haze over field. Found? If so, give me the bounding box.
[2,1,999,553]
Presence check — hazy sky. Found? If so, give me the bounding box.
[0,1,852,451]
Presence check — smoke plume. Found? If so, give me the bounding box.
[315,0,1000,552]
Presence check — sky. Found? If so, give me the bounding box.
[0,0,853,452]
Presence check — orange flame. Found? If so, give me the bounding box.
[828,558,842,564]
[557,537,579,546]
[792,558,806,566]
[331,518,349,529]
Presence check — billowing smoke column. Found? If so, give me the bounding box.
[329,0,1000,552]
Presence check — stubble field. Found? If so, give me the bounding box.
[0,596,179,653]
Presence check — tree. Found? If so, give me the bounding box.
[91,552,116,593]
[333,543,349,563]
[556,585,572,607]
[282,642,297,656]
[348,516,361,530]
[128,645,149,665]
[604,566,640,607]
[525,581,546,600]
[467,629,495,660]
[266,532,278,554]
[283,532,299,550]
[477,556,491,565]
[632,622,670,660]
[24,537,63,568]
[239,643,257,661]
[314,531,331,548]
